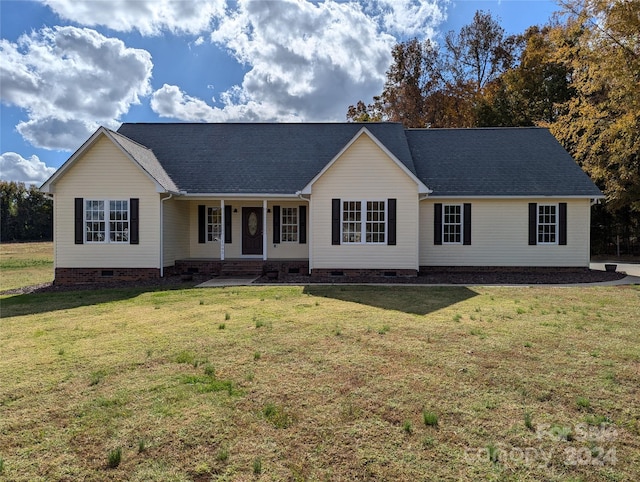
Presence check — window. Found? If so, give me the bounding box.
[342,200,385,244]
[85,199,129,243]
[207,207,222,241]
[366,201,385,243]
[443,204,462,244]
[281,207,298,242]
[538,204,557,244]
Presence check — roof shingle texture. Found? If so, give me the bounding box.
[117,123,414,194]
[116,123,601,197]
[406,127,602,197]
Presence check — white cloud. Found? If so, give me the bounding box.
[0,26,153,150]
[150,0,447,123]
[365,0,448,38]
[41,0,226,36]
[0,152,56,185]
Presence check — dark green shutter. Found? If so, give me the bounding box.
[75,198,84,244]
[198,205,206,244]
[387,198,396,245]
[528,203,537,245]
[299,205,307,244]
[130,198,139,244]
[273,205,281,244]
[332,199,341,245]
[224,205,232,243]
[559,202,567,245]
[463,203,471,245]
[434,203,442,245]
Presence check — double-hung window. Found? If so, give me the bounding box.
[207,207,222,241]
[281,207,298,242]
[342,200,386,244]
[442,204,462,244]
[85,200,129,243]
[434,203,471,246]
[537,204,557,244]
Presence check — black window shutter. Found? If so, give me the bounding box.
[434,203,442,245]
[559,202,567,245]
[463,203,471,245]
[74,197,84,244]
[198,205,206,244]
[273,205,281,244]
[387,198,396,245]
[130,198,139,244]
[528,203,538,245]
[299,205,307,244]
[224,205,232,244]
[331,199,341,245]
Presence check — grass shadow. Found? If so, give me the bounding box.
[0,285,189,318]
[303,285,478,315]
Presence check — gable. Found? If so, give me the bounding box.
[301,128,430,195]
[54,135,159,195]
[40,128,178,194]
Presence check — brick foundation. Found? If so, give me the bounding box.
[174,259,310,279]
[419,266,588,274]
[54,268,160,285]
[311,268,418,278]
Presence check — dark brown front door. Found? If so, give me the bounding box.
[242,207,263,255]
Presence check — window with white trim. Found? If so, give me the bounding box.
[538,204,557,244]
[366,201,385,243]
[85,200,129,243]
[281,207,298,242]
[342,200,386,244]
[443,204,462,244]
[207,207,222,241]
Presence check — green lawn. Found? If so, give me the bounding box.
[0,245,639,480]
[0,242,53,291]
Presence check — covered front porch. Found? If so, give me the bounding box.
[163,197,310,278]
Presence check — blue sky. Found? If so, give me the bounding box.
[0,0,560,184]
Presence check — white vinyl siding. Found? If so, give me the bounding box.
[162,198,189,267]
[53,135,160,269]
[420,198,591,267]
[311,134,419,270]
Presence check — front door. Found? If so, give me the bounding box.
[242,207,263,255]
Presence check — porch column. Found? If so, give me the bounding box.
[263,199,268,261]
[220,199,225,261]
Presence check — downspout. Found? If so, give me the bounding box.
[297,192,311,274]
[160,193,173,277]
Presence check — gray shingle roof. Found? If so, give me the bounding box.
[114,123,601,198]
[117,123,415,194]
[406,127,603,197]
[108,130,179,193]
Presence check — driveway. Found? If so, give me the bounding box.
[590,262,640,277]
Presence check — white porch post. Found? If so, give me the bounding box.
[220,199,225,261]
[263,199,268,261]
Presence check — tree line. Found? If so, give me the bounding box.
[0,181,53,242]
[348,0,639,255]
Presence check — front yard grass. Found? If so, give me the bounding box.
[0,242,53,291]
[1,281,639,481]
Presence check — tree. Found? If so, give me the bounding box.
[0,181,53,242]
[550,0,640,212]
